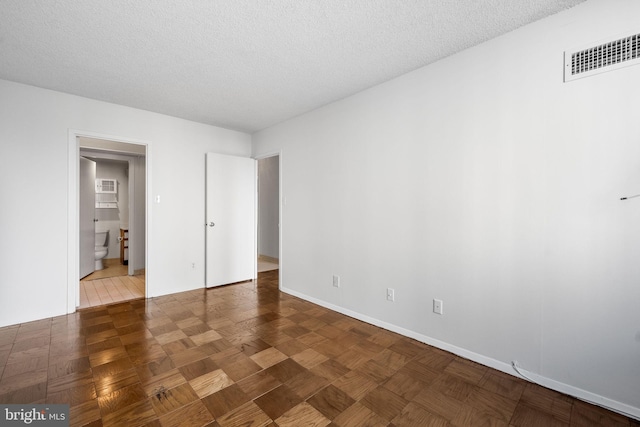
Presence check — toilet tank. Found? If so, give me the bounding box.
[95,230,109,246]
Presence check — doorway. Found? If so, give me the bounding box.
[67,131,149,312]
[203,152,280,289]
[80,147,145,307]
[257,155,280,273]
[205,153,257,288]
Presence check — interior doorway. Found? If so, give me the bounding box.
[205,153,256,288]
[257,154,280,273]
[67,131,149,312]
[78,139,146,307]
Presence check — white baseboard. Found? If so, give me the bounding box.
[280,286,640,421]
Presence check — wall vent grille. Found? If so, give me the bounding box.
[564,33,640,82]
[96,178,117,194]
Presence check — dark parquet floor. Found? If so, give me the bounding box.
[0,270,637,426]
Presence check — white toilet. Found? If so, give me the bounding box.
[95,230,109,270]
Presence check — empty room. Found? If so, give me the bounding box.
[1,0,639,426]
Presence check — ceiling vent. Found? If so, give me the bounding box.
[564,33,640,82]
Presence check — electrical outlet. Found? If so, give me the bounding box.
[332,275,340,288]
[433,299,443,315]
[191,262,196,270]
[387,288,395,302]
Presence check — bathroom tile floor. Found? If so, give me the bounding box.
[0,270,637,426]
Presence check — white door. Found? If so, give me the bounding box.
[79,157,96,279]
[205,153,256,287]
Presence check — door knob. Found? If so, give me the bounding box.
[208,222,215,227]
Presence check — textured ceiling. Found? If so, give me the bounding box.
[0,0,585,133]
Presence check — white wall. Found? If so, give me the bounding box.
[253,0,640,417]
[0,79,251,327]
[258,156,279,259]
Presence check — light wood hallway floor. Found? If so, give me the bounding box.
[0,270,637,426]
[80,259,145,309]
[80,255,274,310]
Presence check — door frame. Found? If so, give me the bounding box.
[254,150,282,290]
[79,149,141,277]
[67,129,151,313]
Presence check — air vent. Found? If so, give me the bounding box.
[96,178,117,193]
[564,33,640,82]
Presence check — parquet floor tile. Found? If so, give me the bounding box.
[306,384,355,420]
[332,401,388,427]
[0,270,637,426]
[361,385,409,421]
[236,370,281,401]
[275,401,330,427]
[253,384,302,420]
[201,384,250,419]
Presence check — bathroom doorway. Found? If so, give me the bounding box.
[69,133,148,310]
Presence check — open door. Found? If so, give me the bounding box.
[79,157,96,279]
[205,153,256,288]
